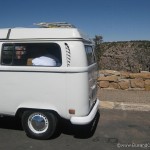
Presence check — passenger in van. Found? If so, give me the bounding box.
[32,48,58,67]
[32,54,58,66]
[16,46,26,59]
[15,46,27,65]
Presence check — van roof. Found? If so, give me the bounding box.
[0,27,91,42]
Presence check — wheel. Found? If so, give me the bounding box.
[22,110,57,140]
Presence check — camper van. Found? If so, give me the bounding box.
[0,22,99,139]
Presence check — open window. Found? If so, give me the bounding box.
[1,43,62,67]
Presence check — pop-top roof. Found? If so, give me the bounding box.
[0,22,91,42]
[0,29,10,39]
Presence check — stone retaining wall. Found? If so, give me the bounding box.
[98,70,150,91]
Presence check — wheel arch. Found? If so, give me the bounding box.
[15,107,60,119]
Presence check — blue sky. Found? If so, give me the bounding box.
[0,0,150,41]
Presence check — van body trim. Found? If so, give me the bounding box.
[70,99,99,125]
[6,29,11,39]
[0,38,92,44]
[0,64,97,73]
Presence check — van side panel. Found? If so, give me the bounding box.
[65,41,87,67]
[0,71,67,117]
[66,72,90,116]
[66,65,98,118]
[65,41,98,118]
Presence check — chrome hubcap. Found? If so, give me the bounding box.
[28,113,49,134]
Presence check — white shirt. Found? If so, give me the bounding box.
[32,56,57,66]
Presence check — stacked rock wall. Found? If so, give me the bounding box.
[98,70,150,91]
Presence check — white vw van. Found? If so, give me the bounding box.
[0,23,99,139]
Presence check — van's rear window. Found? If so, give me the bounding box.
[1,43,62,67]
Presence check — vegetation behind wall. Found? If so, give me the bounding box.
[94,39,150,73]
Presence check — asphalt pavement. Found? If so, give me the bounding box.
[0,109,149,150]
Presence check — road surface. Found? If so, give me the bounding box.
[0,109,149,150]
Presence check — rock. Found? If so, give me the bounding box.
[109,82,120,89]
[98,70,150,91]
[120,71,130,78]
[145,85,150,91]
[145,80,150,91]
[100,81,109,88]
[100,70,120,76]
[141,71,150,73]
[99,75,118,82]
[118,81,130,90]
[129,73,150,79]
[130,79,145,88]
[145,80,150,85]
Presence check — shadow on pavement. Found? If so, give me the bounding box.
[54,111,100,139]
[0,116,22,130]
[0,111,100,140]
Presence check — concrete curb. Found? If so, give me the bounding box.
[100,101,150,111]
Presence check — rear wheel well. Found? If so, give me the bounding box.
[15,108,60,119]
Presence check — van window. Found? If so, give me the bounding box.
[1,43,62,67]
[85,45,96,65]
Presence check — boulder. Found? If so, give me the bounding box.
[145,85,150,91]
[99,75,118,82]
[145,80,150,85]
[145,80,150,91]
[130,79,145,88]
[100,81,109,88]
[120,71,130,78]
[109,82,120,89]
[129,73,150,79]
[100,70,120,76]
[118,80,130,90]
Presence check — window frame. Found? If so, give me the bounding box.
[85,45,96,66]
[1,42,62,67]
[1,43,15,65]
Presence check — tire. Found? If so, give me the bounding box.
[22,110,57,140]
